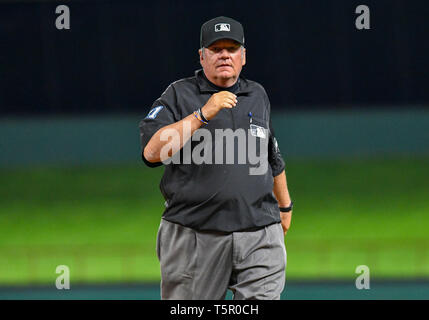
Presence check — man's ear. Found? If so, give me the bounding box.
[242,47,246,66]
[199,48,205,67]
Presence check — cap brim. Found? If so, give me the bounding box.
[204,34,244,47]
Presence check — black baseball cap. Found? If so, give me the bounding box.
[200,16,245,48]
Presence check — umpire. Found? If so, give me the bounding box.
[139,16,293,300]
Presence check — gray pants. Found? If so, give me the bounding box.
[156,218,287,300]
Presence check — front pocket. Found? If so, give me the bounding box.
[156,221,163,261]
[250,115,268,126]
[159,220,198,278]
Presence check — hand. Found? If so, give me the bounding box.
[280,211,292,235]
[201,91,237,121]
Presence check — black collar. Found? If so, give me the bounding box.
[195,69,251,95]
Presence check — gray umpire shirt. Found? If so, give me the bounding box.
[139,69,285,232]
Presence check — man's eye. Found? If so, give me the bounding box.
[210,47,239,53]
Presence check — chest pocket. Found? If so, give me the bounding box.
[249,116,268,139]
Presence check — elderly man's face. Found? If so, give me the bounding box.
[199,39,246,87]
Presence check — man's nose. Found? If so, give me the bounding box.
[219,49,230,58]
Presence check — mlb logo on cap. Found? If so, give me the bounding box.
[215,23,230,32]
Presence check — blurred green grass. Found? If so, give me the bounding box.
[0,156,428,284]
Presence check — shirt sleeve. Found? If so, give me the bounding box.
[265,93,285,177]
[268,117,286,176]
[139,84,178,168]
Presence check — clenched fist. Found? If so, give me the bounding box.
[201,91,237,121]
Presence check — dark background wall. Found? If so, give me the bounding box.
[1,0,428,116]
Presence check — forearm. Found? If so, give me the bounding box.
[144,91,237,163]
[144,113,203,163]
[273,170,292,207]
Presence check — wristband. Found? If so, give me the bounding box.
[279,202,293,212]
[198,108,210,123]
[193,111,208,125]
